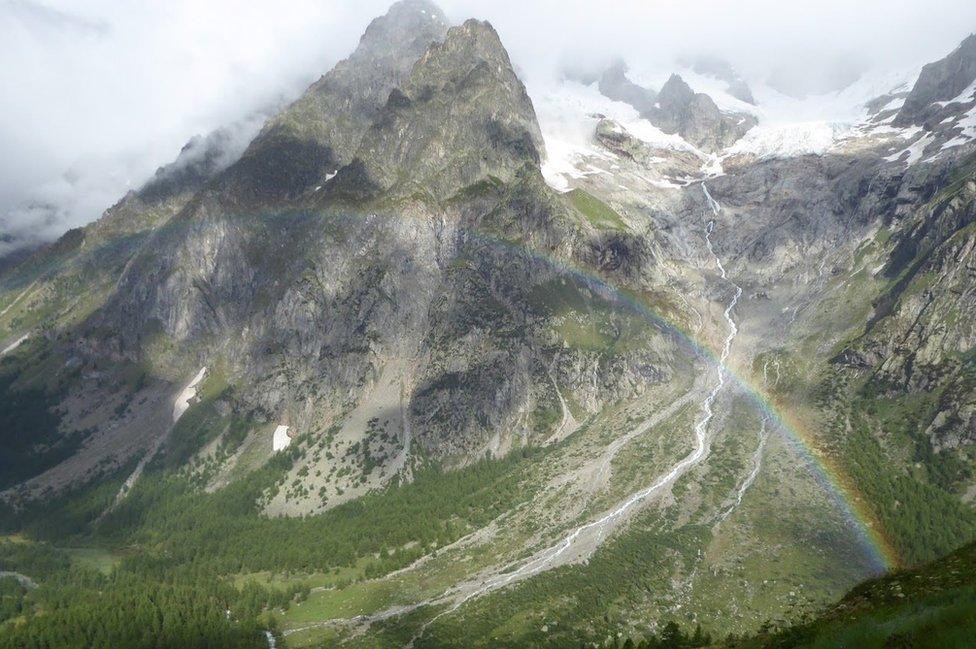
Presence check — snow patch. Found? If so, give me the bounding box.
[700,155,724,178]
[634,172,681,189]
[173,367,207,423]
[941,104,976,151]
[886,132,936,165]
[878,96,906,113]
[934,78,976,107]
[272,425,291,452]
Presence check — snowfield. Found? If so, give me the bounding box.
[886,132,937,165]
[532,80,701,191]
[727,121,846,158]
[172,367,207,423]
[528,65,924,176]
[272,425,292,452]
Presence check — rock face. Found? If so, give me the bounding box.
[850,171,976,452]
[329,19,544,202]
[895,33,976,127]
[704,132,976,467]
[646,74,756,152]
[224,0,449,204]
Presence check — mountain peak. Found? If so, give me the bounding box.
[355,0,448,60]
[597,60,658,115]
[216,1,449,204]
[658,73,697,109]
[647,73,755,152]
[683,54,756,104]
[414,18,509,71]
[329,17,544,203]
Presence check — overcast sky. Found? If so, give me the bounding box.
[2,0,975,249]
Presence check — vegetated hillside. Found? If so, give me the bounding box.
[728,538,976,648]
[609,538,976,648]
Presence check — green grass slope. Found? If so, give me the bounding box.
[729,539,976,649]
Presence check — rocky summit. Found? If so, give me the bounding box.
[0,3,975,648]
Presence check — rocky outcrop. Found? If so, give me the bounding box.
[646,74,756,152]
[852,173,976,450]
[596,60,658,115]
[594,119,703,178]
[895,33,976,127]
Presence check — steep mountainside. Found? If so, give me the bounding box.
[0,5,975,649]
[227,0,450,204]
[895,33,976,127]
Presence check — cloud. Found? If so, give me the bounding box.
[2,0,975,251]
[0,0,393,249]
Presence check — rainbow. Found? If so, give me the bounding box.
[305,207,902,571]
[446,221,900,573]
[79,204,899,573]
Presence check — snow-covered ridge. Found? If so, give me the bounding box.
[530,65,924,181]
[534,80,709,191]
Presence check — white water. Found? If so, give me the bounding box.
[1,333,29,356]
[264,631,277,649]
[704,183,770,527]
[410,183,744,643]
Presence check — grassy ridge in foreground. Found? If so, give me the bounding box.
[726,539,976,648]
